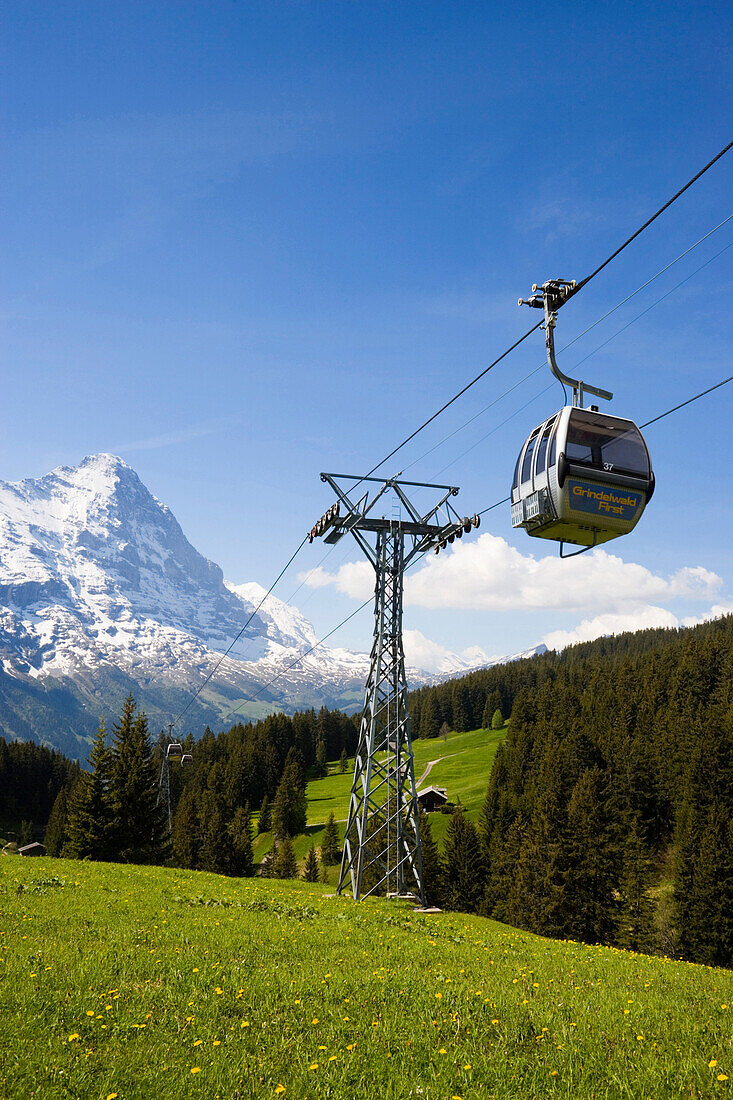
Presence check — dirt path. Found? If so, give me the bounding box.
[415,752,458,788]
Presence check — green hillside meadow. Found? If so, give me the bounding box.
[254,726,506,864]
[2,858,732,1099]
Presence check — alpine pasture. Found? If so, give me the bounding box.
[2,857,732,1100]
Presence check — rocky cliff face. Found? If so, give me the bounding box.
[0,454,537,758]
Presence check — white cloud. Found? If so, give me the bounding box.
[402,533,720,614]
[680,602,733,628]
[299,561,373,601]
[542,606,680,651]
[402,629,488,676]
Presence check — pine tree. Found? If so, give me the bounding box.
[491,708,504,730]
[19,819,34,846]
[442,809,486,913]
[419,694,441,739]
[231,805,254,877]
[564,767,619,945]
[315,738,328,778]
[63,719,114,861]
[272,752,307,838]
[273,836,297,879]
[303,846,319,882]
[258,794,271,833]
[109,697,167,864]
[418,809,443,907]
[616,816,655,953]
[44,786,70,857]
[320,811,340,864]
[199,792,237,875]
[171,785,200,869]
[481,690,502,730]
[339,748,349,774]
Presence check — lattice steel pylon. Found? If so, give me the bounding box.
[309,472,480,904]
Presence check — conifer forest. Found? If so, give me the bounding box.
[3,614,732,970]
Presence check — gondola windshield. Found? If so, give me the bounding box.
[564,412,650,478]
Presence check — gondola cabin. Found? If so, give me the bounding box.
[510,406,654,549]
[166,742,183,760]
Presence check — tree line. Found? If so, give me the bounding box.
[417,614,733,969]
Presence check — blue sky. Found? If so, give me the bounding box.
[2,1,732,668]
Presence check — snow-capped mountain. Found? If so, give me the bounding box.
[0,454,543,757]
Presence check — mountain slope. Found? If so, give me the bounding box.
[0,454,508,755]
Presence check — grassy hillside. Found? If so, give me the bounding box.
[1,857,731,1099]
[253,725,507,864]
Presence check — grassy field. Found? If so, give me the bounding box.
[253,726,507,863]
[1,857,732,1099]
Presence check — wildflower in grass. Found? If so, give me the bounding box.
[68,1034,80,1042]
[194,1039,203,1046]
[718,1074,728,1081]
[312,1018,319,1025]
[215,987,223,995]
[439,1048,447,1054]
[347,1044,356,1051]
[710,1060,718,1067]
[213,1040,221,1046]
[106,1094,118,1099]
[241,1021,250,1028]
[309,1063,319,1070]
[191,1067,200,1074]
[86,1010,95,1017]
[275,1088,285,1095]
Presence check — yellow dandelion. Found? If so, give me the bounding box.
[550,1070,558,1077]
[106,1094,118,1100]
[492,1018,499,1025]
[318,1045,327,1051]
[67,1034,80,1042]
[215,987,224,995]
[193,1039,203,1046]
[213,1040,221,1046]
[439,1048,447,1054]
[718,1075,729,1082]
[329,1055,337,1062]
[241,1021,250,1028]
[347,1043,356,1051]
[312,1017,319,1025]
[435,992,442,999]
[309,1063,319,1070]
[86,1010,95,1017]
[636,1035,644,1042]
[191,1066,201,1074]
[275,1088,285,1095]
[463,1064,472,1070]
[710,1060,719,1068]
[193,968,199,972]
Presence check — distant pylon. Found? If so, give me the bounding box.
[156,729,184,830]
[310,472,480,903]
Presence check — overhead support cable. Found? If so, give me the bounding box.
[571,139,733,295]
[170,535,308,730]
[359,142,733,485]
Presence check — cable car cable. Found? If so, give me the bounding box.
[357,145,733,486]
[475,370,733,519]
[204,368,733,729]
[640,374,733,429]
[571,139,733,296]
[400,212,733,481]
[170,534,308,729]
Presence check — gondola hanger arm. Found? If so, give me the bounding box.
[519,279,613,407]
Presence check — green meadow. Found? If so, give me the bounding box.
[1,857,732,1099]
[254,726,507,863]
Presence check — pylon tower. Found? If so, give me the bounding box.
[309,472,480,904]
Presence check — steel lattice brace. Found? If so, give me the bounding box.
[337,528,424,903]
